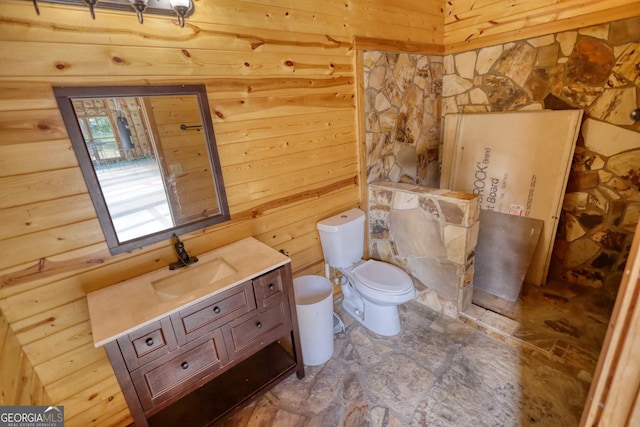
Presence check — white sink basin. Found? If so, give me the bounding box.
[151,258,238,301]
[87,237,291,347]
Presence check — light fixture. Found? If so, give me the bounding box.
[84,0,98,19]
[31,0,194,27]
[169,0,191,28]
[130,0,148,24]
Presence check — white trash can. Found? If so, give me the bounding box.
[293,275,334,366]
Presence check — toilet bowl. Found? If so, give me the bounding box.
[317,208,416,336]
[340,259,415,336]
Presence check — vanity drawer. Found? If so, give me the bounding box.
[173,281,256,342]
[131,330,227,411]
[252,267,285,309]
[223,301,291,359]
[117,318,178,371]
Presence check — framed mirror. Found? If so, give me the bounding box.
[54,84,230,255]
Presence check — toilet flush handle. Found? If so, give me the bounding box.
[631,108,640,122]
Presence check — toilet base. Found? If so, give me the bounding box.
[342,296,402,336]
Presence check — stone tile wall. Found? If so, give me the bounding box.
[440,17,640,293]
[363,52,443,187]
[368,181,479,317]
[364,17,639,296]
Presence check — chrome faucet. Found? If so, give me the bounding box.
[169,234,198,270]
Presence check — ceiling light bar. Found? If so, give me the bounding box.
[32,0,194,26]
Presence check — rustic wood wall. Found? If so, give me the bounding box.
[444,0,640,52]
[0,1,441,426]
[0,0,637,425]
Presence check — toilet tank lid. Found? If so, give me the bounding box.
[317,208,365,232]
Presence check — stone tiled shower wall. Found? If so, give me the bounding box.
[364,16,639,295]
[363,52,443,187]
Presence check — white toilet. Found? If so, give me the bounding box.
[317,208,415,336]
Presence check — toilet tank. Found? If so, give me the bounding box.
[317,208,365,268]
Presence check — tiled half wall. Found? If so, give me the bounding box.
[368,181,479,317]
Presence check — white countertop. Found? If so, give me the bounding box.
[87,237,290,347]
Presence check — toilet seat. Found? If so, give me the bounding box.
[352,260,413,294]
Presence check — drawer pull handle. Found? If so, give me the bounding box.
[145,338,154,346]
[256,322,263,329]
[213,306,221,314]
[268,283,275,291]
[181,361,189,370]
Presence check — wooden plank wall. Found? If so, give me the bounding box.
[580,220,640,426]
[0,0,636,425]
[444,0,640,52]
[0,1,442,426]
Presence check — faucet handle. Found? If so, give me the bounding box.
[169,234,198,269]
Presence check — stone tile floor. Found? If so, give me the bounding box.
[469,278,613,376]
[217,299,590,427]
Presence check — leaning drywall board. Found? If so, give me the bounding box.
[445,110,583,286]
[473,210,543,301]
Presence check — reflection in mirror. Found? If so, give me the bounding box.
[55,85,230,255]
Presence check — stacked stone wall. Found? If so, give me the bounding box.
[363,52,443,187]
[441,17,640,293]
[369,182,479,317]
[364,16,640,293]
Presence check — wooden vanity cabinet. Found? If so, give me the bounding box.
[103,264,304,427]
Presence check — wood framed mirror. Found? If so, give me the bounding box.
[54,84,230,255]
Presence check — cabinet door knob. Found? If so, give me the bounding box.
[268,283,275,291]
[145,337,154,346]
[213,306,221,314]
[181,361,189,370]
[256,322,263,329]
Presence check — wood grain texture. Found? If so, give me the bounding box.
[0,313,48,406]
[354,36,445,54]
[0,0,634,425]
[0,109,68,145]
[0,169,89,210]
[0,140,78,177]
[354,49,369,258]
[444,0,640,52]
[580,220,640,426]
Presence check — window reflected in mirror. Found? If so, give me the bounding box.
[55,85,229,255]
